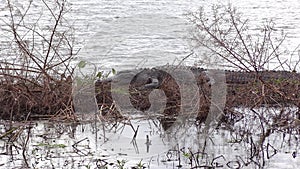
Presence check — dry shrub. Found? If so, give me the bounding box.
[0,0,76,121]
[186,4,300,115]
[187,4,300,166]
[187,4,300,71]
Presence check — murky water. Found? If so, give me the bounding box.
[2,0,299,70]
[69,0,300,71]
[0,107,299,168]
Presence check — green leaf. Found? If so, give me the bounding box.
[112,68,116,75]
[183,152,191,158]
[96,72,103,78]
[34,143,67,148]
[55,144,67,148]
[78,61,87,68]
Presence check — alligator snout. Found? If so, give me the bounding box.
[139,78,160,90]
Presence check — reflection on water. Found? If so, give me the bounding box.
[0,107,299,168]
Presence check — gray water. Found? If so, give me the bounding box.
[1,0,300,70]
[1,109,299,168]
[69,0,300,71]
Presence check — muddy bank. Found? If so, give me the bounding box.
[95,66,300,122]
[1,66,300,121]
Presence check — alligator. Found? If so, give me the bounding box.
[95,66,300,128]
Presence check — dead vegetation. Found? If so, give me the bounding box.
[0,0,76,121]
[186,4,300,167]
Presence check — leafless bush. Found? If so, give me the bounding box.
[187,4,300,71]
[186,4,300,167]
[0,0,77,120]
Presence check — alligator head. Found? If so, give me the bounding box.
[128,68,182,130]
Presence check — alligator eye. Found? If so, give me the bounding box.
[146,78,152,84]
